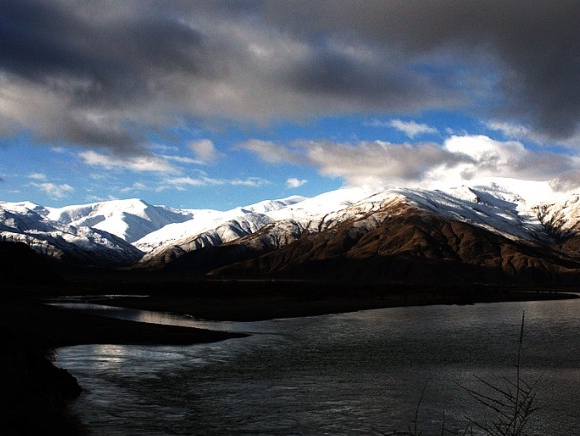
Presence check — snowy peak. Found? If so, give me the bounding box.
[534,194,580,238]
[235,196,306,214]
[0,201,54,233]
[47,198,193,243]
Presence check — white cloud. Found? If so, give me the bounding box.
[188,139,222,164]
[286,177,307,188]
[79,150,176,173]
[437,135,577,183]
[163,155,203,165]
[241,135,580,189]
[85,194,119,203]
[303,140,467,187]
[28,172,47,180]
[486,121,530,139]
[387,119,438,138]
[231,177,270,187]
[158,174,269,191]
[150,144,180,153]
[238,139,300,164]
[483,120,580,150]
[159,175,225,191]
[31,182,74,199]
[120,182,148,194]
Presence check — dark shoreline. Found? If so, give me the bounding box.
[3,279,579,351]
[4,280,578,346]
[90,280,579,322]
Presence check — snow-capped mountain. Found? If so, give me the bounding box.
[0,201,143,265]
[4,177,580,282]
[0,198,192,265]
[135,189,367,266]
[134,196,306,257]
[47,198,193,243]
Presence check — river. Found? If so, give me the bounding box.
[55,297,580,435]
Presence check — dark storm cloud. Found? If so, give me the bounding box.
[263,0,580,140]
[0,0,207,151]
[1,0,579,153]
[0,1,204,93]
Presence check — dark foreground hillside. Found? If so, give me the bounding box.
[0,240,64,286]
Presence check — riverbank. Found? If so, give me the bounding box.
[90,280,579,321]
[0,300,247,348]
[3,280,577,347]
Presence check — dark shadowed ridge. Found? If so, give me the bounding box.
[0,240,64,287]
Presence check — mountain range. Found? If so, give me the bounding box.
[4,177,580,284]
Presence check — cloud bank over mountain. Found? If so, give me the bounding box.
[240,135,579,189]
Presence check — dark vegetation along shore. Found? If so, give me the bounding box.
[1,241,579,435]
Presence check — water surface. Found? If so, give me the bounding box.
[56,298,580,435]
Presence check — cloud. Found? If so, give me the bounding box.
[28,172,47,180]
[120,182,148,194]
[265,1,580,140]
[31,182,74,199]
[238,139,302,164]
[303,140,471,186]
[241,138,472,186]
[438,135,577,183]
[162,155,202,165]
[188,139,222,164]
[485,121,531,139]
[1,0,580,155]
[159,174,269,191]
[161,175,225,190]
[286,178,307,188]
[242,135,580,188]
[385,119,438,138]
[79,150,176,173]
[231,177,270,187]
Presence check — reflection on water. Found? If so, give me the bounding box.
[48,302,259,333]
[56,299,580,435]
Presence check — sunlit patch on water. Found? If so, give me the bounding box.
[47,301,272,334]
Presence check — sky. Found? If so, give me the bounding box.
[1,1,580,210]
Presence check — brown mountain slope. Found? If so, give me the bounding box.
[206,207,580,284]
